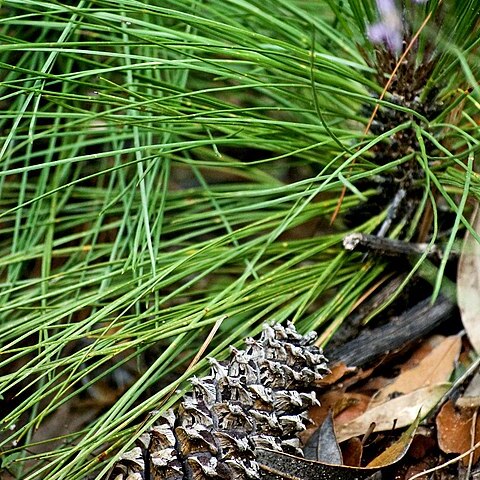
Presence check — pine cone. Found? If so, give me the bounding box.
[108,322,328,480]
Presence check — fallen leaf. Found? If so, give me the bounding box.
[341,437,363,467]
[459,336,474,366]
[369,335,461,407]
[341,366,377,389]
[317,362,354,386]
[456,370,480,408]
[408,427,436,460]
[257,448,379,480]
[398,335,446,371]
[457,202,480,354]
[404,459,436,480]
[260,417,418,480]
[334,393,372,425]
[303,391,371,444]
[304,411,342,464]
[357,374,392,394]
[436,399,480,465]
[366,413,420,467]
[335,383,450,443]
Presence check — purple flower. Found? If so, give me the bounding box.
[367,21,403,54]
[367,0,403,53]
[375,0,398,16]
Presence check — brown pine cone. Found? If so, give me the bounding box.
[108,322,328,480]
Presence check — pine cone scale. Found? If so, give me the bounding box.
[108,322,328,480]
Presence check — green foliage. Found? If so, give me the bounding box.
[0,1,478,478]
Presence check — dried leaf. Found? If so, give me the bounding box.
[335,383,450,443]
[366,413,420,467]
[408,427,436,460]
[258,415,421,478]
[257,448,379,480]
[436,399,480,465]
[369,335,460,407]
[341,366,377,389]
[341,438,363,467]
[404,460,435,480]
[304,411,342,464]
[458,202,480,354]
[456,371,480,408]
[398,335,446,371]
[302,391,370,445]
[333,393,372,424]
[316,362,353,386]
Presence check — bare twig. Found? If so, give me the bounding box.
[327,295,454,367]
[343,233,442,259]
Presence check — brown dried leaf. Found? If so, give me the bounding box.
[404,460,436,480]
[357,374,392,394]
[316,362,353,386]
[334,393,372,425]
[335,383,450,443]
[303,391,371,445]
[260,418,418,480]
[458,202,480,354]
[341,438,363,467]
[398,335,446,371]
[260,412,421,478]
[408,427,436,460]
[369,335,461,407]
[436,400,480,465]
[341,366,378,390]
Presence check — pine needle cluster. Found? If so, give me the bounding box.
[0,1,478,479]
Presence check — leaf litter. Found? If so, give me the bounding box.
[297,204,480,479]
[301,332,478,479]
[368,335,461,407]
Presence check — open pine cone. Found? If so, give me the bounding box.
[108,322,328,480]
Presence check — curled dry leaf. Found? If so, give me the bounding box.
[303,391,371,445]
[341,437,363,467]
[397,334,448,371]
[457,202,480,354]
[335,383,450,443]
[316,362,353,386]
[366,414,421,468]
[408,426,436,460]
